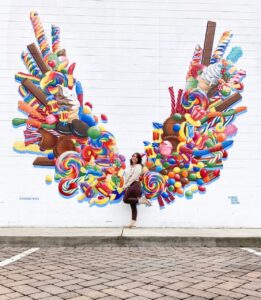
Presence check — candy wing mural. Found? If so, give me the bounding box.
[13,12,126,206]
[141,21,247,208]
[13,14,246,210]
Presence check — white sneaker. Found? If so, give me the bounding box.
[138,196,152,206]
[125,220,137,228]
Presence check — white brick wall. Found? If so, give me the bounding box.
[0,0,260,227]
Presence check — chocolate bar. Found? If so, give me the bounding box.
[27,43,50,74]
[33,157,55,166]
[215,93,242,112]
[202,21,216,66]
[207,84,218,98]
[22,78,48,106]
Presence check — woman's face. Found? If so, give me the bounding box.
[131,153,139,165]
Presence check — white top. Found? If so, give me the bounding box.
[124,164,143,188]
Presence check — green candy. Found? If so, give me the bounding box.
[163,162,170,168]
[188,173,197,181]
[173,113,182,121]
[87,126,101,139]
[185,190,193,198]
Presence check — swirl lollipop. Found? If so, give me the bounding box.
[182,89,209,111]
[55,151,85,179]
[142,171,165,199]
[58,178,79,196]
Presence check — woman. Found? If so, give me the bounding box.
[123,152,151,228]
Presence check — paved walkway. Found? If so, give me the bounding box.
[0,228,261,247]
[1,246,261,299]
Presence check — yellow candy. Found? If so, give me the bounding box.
[174,167,180,173]
[197,162,204,169]
[45,175,52,183]
[163,175,169,181]
[196,172,201,178]
[175,182,182,188]
[99,125,106,131]
[83,106,92,114]
[191,185,198,192]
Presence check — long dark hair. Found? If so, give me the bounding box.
[130,152,143,165]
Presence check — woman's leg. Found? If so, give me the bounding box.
[130,203,137,221]
[123,182,142,223]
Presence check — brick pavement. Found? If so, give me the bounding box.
[0,247,261,299]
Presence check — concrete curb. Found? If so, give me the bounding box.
[1,228,261,247]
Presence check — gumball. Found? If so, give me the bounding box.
[178,162,185,169]
[162,192,168,198]
[181,178,189,185]
[175,182,182,188]
[168,172,175,178]
[85,102,93,109]
[83,106,92,114]
[193,166,200,172]
[196,178,204,185]
[197,162,204,169]
[200,168,208,178]
[196,172,201,178]
[191,185,198,192]
[173,124,180,132]
[174,167,180,173]
[156,166,163,172]
[181,170,188,178]
[185,190,193,197]
[48,153,55,160]
[174,174,181,181]
[169,158,176,164]
[163,162,170,168]
[168,186,174,192]
[173,113,182,121]
[87,126,101,139]
[146,161,154,169]
[101,114,108,123]
[168,178,175,185]
[217,132,226,142]
[198,185,206,192]
[163,175,169,181]
[188,173,197,181]
[176,188,184,195]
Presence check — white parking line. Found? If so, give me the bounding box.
[242,248,261,256]
[0,248,39,267]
